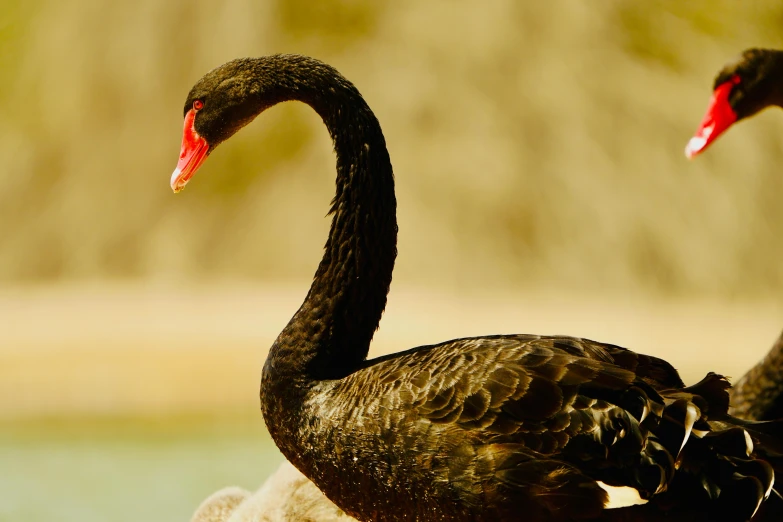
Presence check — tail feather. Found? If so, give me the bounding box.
[643,372,779,520]
[720,418,783,459]
[713,457,774,520]
[679,372,731,415]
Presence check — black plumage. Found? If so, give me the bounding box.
[732,331,783,421]
[173,55,781,521]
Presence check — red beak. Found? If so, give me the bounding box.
[684,76,740,159]
[171,108,209,192]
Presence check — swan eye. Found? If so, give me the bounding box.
[193,100,204,110]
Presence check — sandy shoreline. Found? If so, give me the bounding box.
[2,283,781,419]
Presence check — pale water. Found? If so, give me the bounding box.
[0,416,283,522]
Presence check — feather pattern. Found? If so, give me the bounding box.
[288,335,775,521]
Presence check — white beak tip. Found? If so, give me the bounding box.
[170,167,186,193]
[684,136,707,159]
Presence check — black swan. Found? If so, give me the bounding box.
[684,48,783,422]
[171,55,782,521]
[685,48,783,159]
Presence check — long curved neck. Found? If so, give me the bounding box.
[260,57,397,384]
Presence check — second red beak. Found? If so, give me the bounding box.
[685,76,740,159]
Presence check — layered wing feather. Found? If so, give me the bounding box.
[310,335,775,520]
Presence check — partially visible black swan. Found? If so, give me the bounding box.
[684,48,783,422]
[685,48,783,158]
[172,55,782,521]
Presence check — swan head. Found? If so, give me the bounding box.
[171,58,280,192]
[686,48,783,159]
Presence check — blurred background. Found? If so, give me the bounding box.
[3,0,783,520]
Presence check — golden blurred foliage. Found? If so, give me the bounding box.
[2,0,783,296]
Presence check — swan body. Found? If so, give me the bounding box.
[173,55,781,521]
